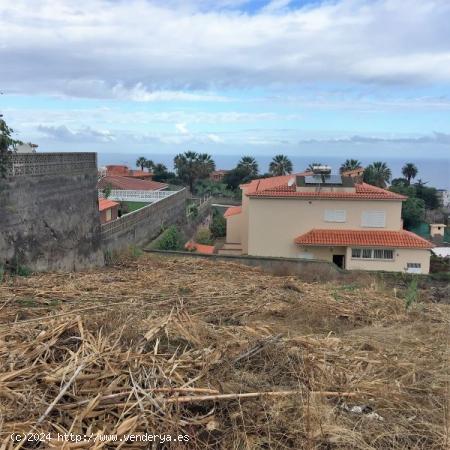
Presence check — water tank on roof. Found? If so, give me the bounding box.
[311,164,332,175]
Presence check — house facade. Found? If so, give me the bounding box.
[224,172,433,273]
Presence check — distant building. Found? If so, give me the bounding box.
[98,198,119,224]
[341,166,364,182]
[223,167,433,274]
[209,170,229,182]
[15,143,38,153]
[105,165,153,180]
[437,189,450,208]
[97,175,168,191]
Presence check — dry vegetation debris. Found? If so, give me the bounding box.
[0,255,448,449]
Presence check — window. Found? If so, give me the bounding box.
[373,249,384,259]
[324,209,346,223]
[407,263,421,268]
[352,248,394,260]
[361,210,386,228]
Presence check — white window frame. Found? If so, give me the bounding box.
[324,209,347,223]
[351,248,395,261]
[406,263,422,274]
[361,210,386,228]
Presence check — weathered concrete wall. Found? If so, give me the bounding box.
[145,249,342,280]
[101,189,188,252]
[0,153,104,271]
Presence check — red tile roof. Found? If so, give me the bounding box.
[246,177,406,201]
[98,198,119,212]
[106,165,153,178]
[294,229,433,249]
[224,206,242,218]
[98,176,168,191]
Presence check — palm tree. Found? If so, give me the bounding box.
[144,159,155,172]
[269,154,293,176]
[136,157,147,171]
[173,151,215,192]
[340,159,362,173]
[197,153,216,178]
[237,156,259,177]
[363,161,392,188]
[307,162,323,172]
[401,163,418,185]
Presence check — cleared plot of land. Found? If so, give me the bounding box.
[0,255,448,449]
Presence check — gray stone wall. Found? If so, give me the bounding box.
[0,153,104,271]
[101,189,188,252]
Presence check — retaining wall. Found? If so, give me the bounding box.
[0,153,104,271]
[145,249,342,280]
[101,189,188,252]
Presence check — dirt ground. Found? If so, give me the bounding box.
[0,254,448,449]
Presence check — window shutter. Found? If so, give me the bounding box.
[362,210,386,228]
[324,209,346,223]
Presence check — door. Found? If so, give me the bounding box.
[332,254,345,269]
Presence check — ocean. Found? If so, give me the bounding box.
[97,153,450,190]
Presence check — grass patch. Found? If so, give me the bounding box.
[123,201,149,212]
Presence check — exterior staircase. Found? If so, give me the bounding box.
[218,242,243,256]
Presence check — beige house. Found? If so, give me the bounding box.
[223,172,433,274]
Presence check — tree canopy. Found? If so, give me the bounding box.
[340,159,362,173]
[237,156,259,178]
[269,154,293,176]
[401,163,418,185]
[363,161,392,188]
[173,151,215,192]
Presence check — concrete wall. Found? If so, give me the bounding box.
[146,249,342,280]
[226,212,242,243]
[247,197,403,258]
[101,189,187,252]
[0,153,104,271]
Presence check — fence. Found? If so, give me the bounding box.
[99,189,175,203]
[7,153,97,177]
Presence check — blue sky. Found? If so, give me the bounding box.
[1,0,449,171]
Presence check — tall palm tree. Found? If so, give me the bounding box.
[340,159,362,173]
[269,154,293,176]
[197,153,216,178]
[307,162,323,172]
[136,157,147,171]
[363,161,392,188]
[237,156,259,177]
[401,163,418,185]
[174,151,216,192]
[143,159,155,172]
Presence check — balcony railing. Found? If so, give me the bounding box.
[98,189,177,203]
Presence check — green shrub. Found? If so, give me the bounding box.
[404,278,419,311]
[210,209,226,238]
[195,228,213,245]
[155,226,183,251]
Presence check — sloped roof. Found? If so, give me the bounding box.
[98,176,168,191]
[294,229,433,249]
[224,206,242,218]
[98,198,119,212]
[245,175,406,201]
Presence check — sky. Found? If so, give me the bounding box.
[0,0,449,179]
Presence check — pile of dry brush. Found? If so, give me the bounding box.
[0,255,448,449]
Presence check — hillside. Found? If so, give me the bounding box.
[0,255,448,449]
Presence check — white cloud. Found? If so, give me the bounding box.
[1,0,450,99]
[37,125,116,142]
[175,123,189,134]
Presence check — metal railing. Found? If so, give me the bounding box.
[98,189,176,203]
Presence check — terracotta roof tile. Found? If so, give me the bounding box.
[224,206,242,218]
[247,178,406,201]
[98,198,119,212]
[295,229,433,249]
[98,176,168,191]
